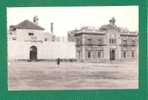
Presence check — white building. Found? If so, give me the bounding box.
[8,17,76,61]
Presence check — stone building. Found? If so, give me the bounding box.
[8,16,76,61]
[68,17,138,62]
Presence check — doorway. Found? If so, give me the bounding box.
[30,46,37,61]
[110,49,115,60]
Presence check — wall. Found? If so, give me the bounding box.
[8,41,76,60]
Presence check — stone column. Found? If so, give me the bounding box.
[81,34,85,62]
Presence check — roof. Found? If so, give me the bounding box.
[99,24,138,36]
[99,24,121,31]
[70,26,105,35]
[10,20,45,30]
[70,25,137,36]
[99,17,132,33]
[69,18,137,36]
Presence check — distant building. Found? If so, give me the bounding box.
[68,17,138,62]
[8,16,76,61]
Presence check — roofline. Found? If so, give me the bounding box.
[120,34,138,37]
[10,20,45,30]
[15,27,45,30]
[10,25,45,30]
[75,32,105,36]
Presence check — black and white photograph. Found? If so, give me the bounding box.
[7,6,138,90]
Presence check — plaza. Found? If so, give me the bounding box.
[8,61,138,90]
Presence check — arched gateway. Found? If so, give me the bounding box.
[30,46,37,61]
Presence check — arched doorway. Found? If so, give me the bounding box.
[110,49,115,60]
[30,46,37,61]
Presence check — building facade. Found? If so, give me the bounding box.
[8,17,76,61]
[68,18,138,62]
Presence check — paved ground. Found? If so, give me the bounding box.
[8,61,138,90]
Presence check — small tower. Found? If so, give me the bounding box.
[33,16,39,25]
[109,17,116,25]
[50,22,54,34]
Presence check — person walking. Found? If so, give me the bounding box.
[57,57,60,66]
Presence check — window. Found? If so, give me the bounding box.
[109,39,116,44]
[51,35,55,41]
[12,37,16,40]
[87,39,92,44]
[98,51,101,58]
[28,33,34,36]
[44,38,48,41]
[131,40,136,45]
[98,39,103,44]
[123,40,127,46]
[12,28,16,31]
[123,51,126,58]
[77,51,81,59]
[9,32,13,35]
[132,51,135,57]
[88,51,91,58]
[10,27,16,31]
[76,38,81,45]
[88,39,92,41]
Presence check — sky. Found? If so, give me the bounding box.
[7,6,138,36]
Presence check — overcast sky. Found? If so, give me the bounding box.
[7,6,138,36]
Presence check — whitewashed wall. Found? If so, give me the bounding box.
[8,41,76,60]
[16,29,45,41]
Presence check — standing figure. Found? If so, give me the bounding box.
[57,57,60,66]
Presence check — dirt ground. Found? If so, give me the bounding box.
[8,61,138,90]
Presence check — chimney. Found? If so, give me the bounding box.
[33,16,39,25]
[50,22,54,34]
[109,17,116,25]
